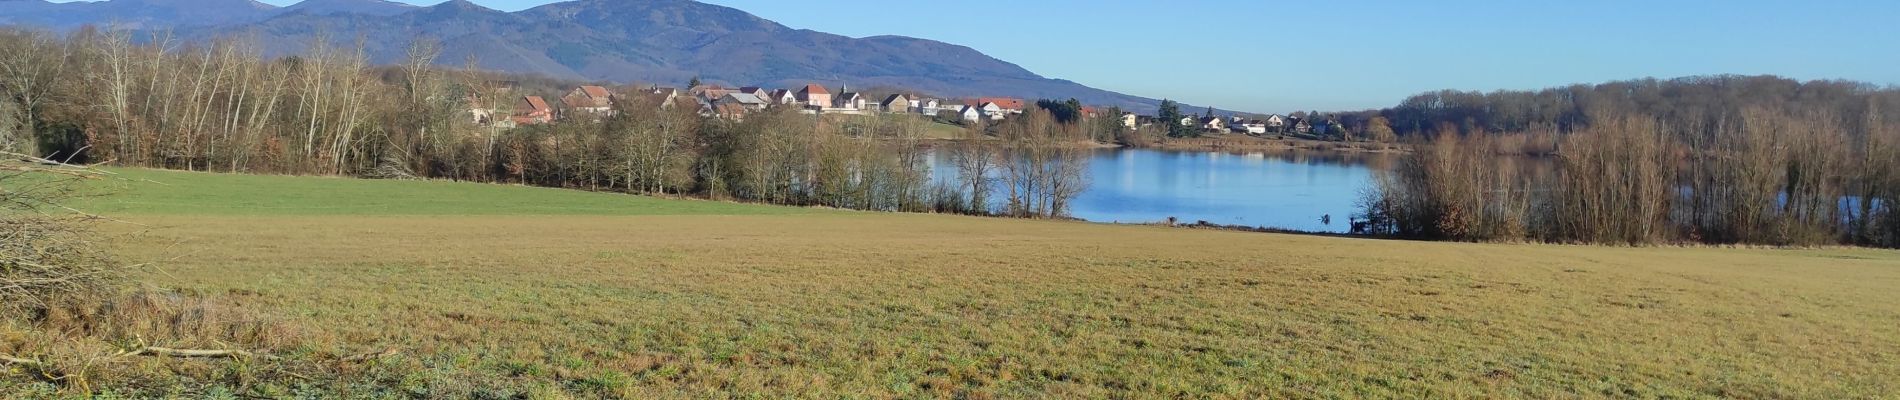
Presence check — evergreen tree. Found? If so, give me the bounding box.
[688,76,702,88]
[1157,99,1189,138]
[1036,98,1083,124]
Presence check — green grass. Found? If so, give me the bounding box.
[924,120,969,139]
[13,168,1900,398]
[80,168,806,216]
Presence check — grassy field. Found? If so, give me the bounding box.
[924,120,968,139]
[20,169,1900,398]
[79,169,805,217]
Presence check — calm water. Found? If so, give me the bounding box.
[927,148,1393,233]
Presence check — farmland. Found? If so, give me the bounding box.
[16,168,1900,398]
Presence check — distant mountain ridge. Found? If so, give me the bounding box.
[278,0,417,17]
[0,0,277,30]
[0,0,1197,114]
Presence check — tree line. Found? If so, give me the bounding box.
[0,28,1093,219]
[1356,76,1900,248]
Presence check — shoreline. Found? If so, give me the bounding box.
[1138,135,1406,154]
[919,135,1405,154]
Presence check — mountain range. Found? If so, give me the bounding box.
[0,0,1180,113]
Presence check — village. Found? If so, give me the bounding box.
[472,82,1335,137]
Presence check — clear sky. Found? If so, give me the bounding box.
[112,0,1900,113]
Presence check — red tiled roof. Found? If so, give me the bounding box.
[800,84,829,95]
[961,97,1025,110]
[978,97,1024,110]
[580,85,611,99]
[562,94,589,108]
[521,96,551,113]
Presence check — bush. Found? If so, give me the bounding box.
[0,154,317,395]
[0,156,123,317]
[1366,130,1529,241]
[1538,117,1674,244]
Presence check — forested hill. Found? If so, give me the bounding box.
[0,0,1179,114]
[1353,75,1899,138]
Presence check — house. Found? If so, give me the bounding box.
[468,107,495,126]
[1178,116,1197,127]
[769,89,797,105]
[1120,112,1138,129]
[709,101,748,120]
[957,105,985,122]
[513,95,553,125]
[1231,119,1268,135]
[976,102,1006,119]
[689,96,716,115]
[880,94,910,113]
[1264,114,1287,130]
[913,98,941,113]
[970,97,1026,113]
[796,84,832,109]
[717,92,769,112]
[1199,116,1227,132]
[466,94,497,126]
[562,85,615,116]
[1081,106,1100,119]
[688,84,732,101]
[738,86,770,98]
[834,91,866,110]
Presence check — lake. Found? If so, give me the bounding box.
[928,148,1394,233]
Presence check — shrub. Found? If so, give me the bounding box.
[0,154,123,317]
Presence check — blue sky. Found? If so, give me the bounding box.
[99,0,1900,113]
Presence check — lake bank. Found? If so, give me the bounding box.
[920,133,1407,154]
[1139,134,1407,154]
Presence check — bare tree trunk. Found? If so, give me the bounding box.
[0,29,71,156]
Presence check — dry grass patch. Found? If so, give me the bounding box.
[85,212,1900,398]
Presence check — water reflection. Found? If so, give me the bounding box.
[928,148,1398,233]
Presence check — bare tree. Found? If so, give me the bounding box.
[949,122,997,214]
[0,29,71,156]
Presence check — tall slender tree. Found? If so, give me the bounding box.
[1157,99,1189,138]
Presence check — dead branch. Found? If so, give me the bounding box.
[0,354,43,366]
[0,150,109,175]
[2,346,399,371]
[120,346,280,360]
